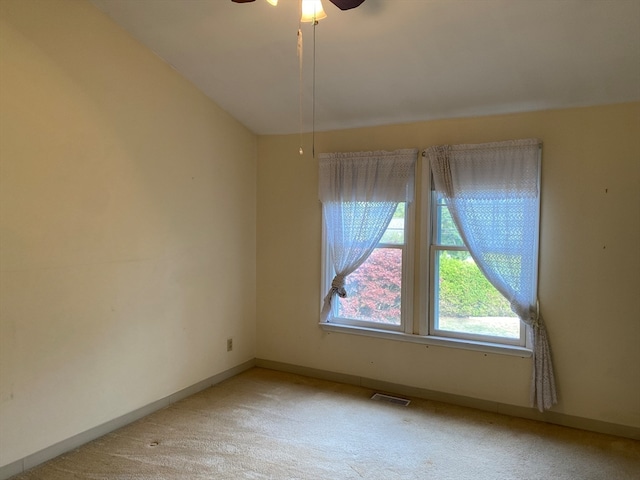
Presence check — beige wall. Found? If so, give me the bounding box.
[0,0,256,466]
[257,103,640,428]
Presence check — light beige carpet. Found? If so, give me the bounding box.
[12,368,640,479]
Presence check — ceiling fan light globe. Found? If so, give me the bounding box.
[301,0,327,22]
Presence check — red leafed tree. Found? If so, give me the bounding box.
[338,248,402,324]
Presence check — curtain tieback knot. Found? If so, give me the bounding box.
[513,302,541,329]
[331,275,347,298]
[530,314,541,329]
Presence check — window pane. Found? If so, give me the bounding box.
[433,199,464,246]
[338,247,402,325]
[434,250,520,339]
[380,203,405,244]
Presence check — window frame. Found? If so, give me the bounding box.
[428,189,527,347]
[320,153,534,357]
[321,201,415,335]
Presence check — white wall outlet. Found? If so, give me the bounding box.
[226,337,233,352]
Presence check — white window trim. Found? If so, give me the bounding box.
[319,153,534,358]
[318,322,532,357]
[320,201,415,334]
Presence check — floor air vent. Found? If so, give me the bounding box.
[371,393,411,406]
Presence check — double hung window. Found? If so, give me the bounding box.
[318,149,416,332]
[334,202,410,330]
[430,190,525,346]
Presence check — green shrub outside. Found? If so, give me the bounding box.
[438,253,513,318]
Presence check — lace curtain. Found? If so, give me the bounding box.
[426,139,557,412]
[318,149,417,322]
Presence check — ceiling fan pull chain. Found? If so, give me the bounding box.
[298,28,304,156]
[312,19,316,158]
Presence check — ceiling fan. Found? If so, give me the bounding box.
[231,0,366,12]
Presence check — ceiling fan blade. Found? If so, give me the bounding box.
[328,0,365,10]
[231,0,256,3]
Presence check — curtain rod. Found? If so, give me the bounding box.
[421,141,542,158]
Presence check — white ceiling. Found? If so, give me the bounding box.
[91,0,640,135]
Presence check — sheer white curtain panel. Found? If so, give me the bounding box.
[426,139,557,412]
[318,149,417,322]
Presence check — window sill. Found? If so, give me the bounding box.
[319,322,532,358]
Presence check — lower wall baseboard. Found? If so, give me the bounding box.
[255,358,640,441]
[0,359,255,480]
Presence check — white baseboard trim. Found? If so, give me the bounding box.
[255,358,640,441]
[0,359,255,480]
